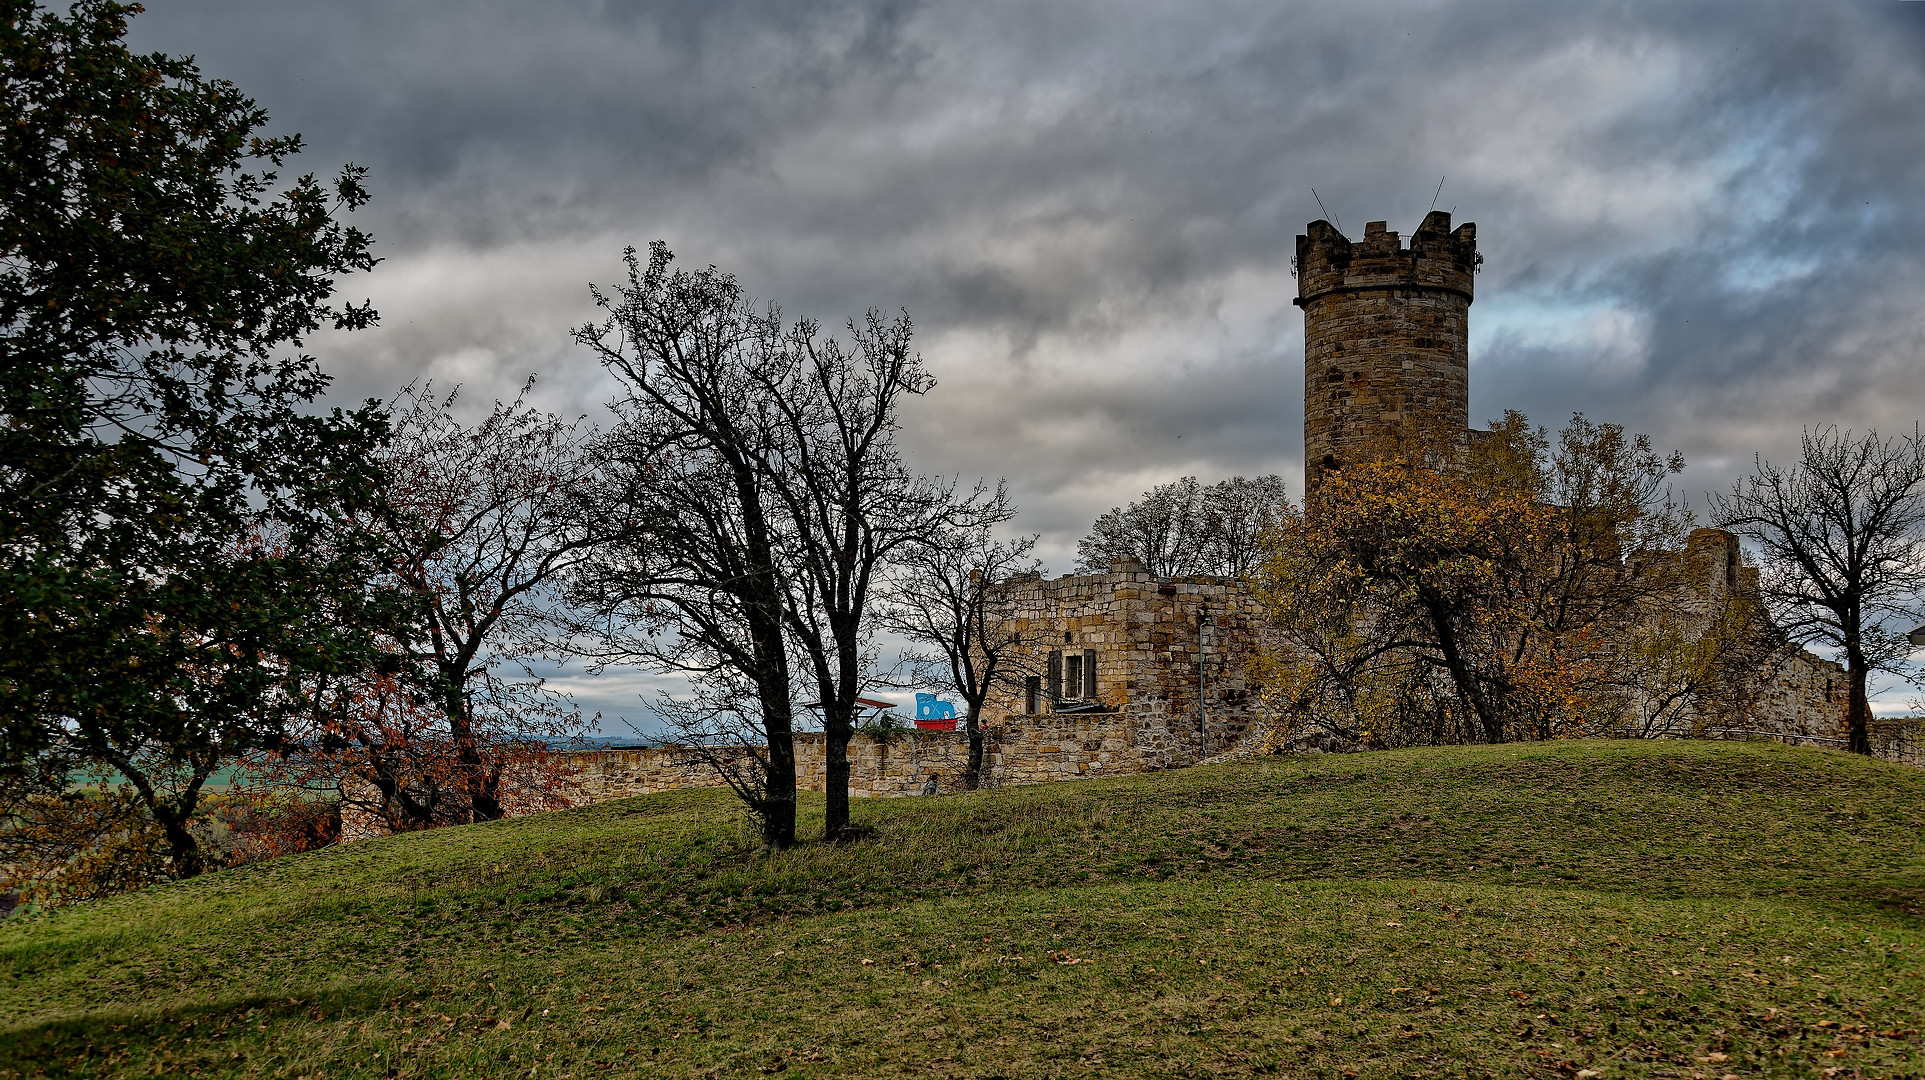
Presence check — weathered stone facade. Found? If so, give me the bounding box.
[975,557,1272,760]
[1297,211,1478,493]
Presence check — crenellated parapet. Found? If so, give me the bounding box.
[1294,211,1478,308]
[1297,211,1480,493]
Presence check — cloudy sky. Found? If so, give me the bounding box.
[128,1,1925,725]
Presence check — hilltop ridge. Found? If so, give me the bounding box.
[3,740,1923,1078]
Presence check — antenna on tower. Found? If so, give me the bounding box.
[1427,175,1447,216]
[1311,188,1343,235]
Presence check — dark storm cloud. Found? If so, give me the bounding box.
[123,1,1925,716]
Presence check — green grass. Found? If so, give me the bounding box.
[3,739,1923,1078]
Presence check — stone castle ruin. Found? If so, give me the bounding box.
[1298,211,1478,491]
[538,213,1915,816]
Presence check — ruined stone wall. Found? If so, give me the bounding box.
[1297,211,1477,492]
[556,707,1218,805]
[1731,647,1847,743]
[1659,528,1846,741]
[983,560,1273,760]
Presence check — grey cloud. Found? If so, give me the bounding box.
[123,1,1925,718]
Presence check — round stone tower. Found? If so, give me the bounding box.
[1295,210,1478,493]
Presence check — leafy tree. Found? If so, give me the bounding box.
[1075,475,1287,578]
[1711,426,1925,754]
[1254,414,1695,746]
[0,0,387,875]
[880,524,1037,791]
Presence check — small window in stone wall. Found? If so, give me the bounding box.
[1025,675,1041,714]
[1044,649,1099,703]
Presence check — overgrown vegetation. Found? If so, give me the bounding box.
[1251,415,1783,751]
[2,741,1921,1078]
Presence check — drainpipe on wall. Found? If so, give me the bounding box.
[1198,603,1210,758]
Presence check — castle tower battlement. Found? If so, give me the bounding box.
[1296,210,1478,492]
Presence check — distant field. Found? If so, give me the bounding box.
[2,740,1922,1078]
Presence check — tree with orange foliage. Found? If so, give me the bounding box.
[1256,413,1699,747]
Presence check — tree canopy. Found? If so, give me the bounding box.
[0,0,388,874]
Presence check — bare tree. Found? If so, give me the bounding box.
[1075,475,1288,578]
[1711,426,1925,754]
[1201,475,1290,577]
[1076,477,1204,577]
[880,524,1035,791]
[369,381,599,822]
[574,244,996,843]
[570,243,807,848]
[764,311,1006,840]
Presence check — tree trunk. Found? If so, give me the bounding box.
[443,675,504,823]
[1426,599,1504,743]
[963,701,986,791]
[159,815,205,878]
[761,721,797,849]
[450,714,503,823]
[114,758,209,877]
[824,720,853,840]
[1845,645,1873,756]
[751,657,798,848]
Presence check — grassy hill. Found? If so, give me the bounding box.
[2,740,1923,1079]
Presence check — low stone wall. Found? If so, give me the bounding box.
[342,699,1916,839]
[562,703,1252,804]
[1706,712,1925,768]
